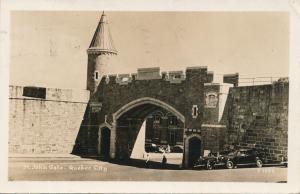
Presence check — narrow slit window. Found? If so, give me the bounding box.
[193,107,197,116]
[192,105,199,118]
[95,71,99,80]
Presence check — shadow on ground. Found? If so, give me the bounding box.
[78,155,182,170]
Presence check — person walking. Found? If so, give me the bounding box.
[162,152,167,169]
[145,153,150,168]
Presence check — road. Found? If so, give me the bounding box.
[8,156,287,182]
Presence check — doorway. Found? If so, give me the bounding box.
[100,127,111,158]
[188,137,202,167]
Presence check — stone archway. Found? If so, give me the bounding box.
[110,97,185,160]
[113,97,185,122]
[184,134,202,168]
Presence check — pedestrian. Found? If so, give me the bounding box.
[162,152,167,169]
[166,144,171,153]
[145,153,150,168]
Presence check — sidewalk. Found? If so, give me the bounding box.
[8,153,96,161]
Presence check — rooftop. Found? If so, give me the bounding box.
[87,11,118,55]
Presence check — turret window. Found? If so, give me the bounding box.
[94,71,99,80]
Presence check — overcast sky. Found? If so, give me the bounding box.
[10,11,289,89]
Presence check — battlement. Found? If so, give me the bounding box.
[223,73,239,86]
[103,66,209,85]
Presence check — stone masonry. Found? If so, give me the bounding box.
[9,86,89,154]
[225,80,288,162]
[73,66,208,167]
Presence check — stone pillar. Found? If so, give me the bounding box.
[109,121,117,159]
[97,128,102,155]
[183,129,188,168]
[184,135,189,168]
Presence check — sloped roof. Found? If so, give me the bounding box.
[87,12,118,55]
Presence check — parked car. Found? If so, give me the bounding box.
[171,145,184,153]
[225,148,265,169]
[192,152,220,170]
[145,143,160,153]
[205,151,234,170]
[197,150,237,170]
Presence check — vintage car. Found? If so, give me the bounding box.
[193,152,229,170]
[193,155,213,169]
[145,143,160,153]
[193,148,265,170]
[225,148,265,169]
[203,150,237,170]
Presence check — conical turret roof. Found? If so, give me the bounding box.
[87,12,118,55]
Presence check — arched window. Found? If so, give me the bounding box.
[153,114,161,124]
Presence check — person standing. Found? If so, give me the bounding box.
[166,144,171,153]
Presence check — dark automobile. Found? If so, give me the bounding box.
[171,145,184,153]
[145,143,160,153]
[193,155,212,169]
[225,148,265,169]
[201,151,236,170]
[195,148,265,170]
[193,152,224,170]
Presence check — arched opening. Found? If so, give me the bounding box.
[112,98,185,169]
[100,127,111,159]
[114,97,185,122]
[188,136,202,167]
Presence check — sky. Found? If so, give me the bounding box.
[10,11,289,89]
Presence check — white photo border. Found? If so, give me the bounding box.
[0,0,299,193]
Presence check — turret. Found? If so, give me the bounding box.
[86,11,117,93]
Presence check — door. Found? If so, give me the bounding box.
[188,137,202,167]
[100,127,111,159]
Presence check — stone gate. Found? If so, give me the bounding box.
[74,66,209,167]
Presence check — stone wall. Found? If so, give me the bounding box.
[74,67,208,158]
[201,83,231,154]
[90,66,208,128]
[9,86,89,155]
[225,81,288,162]
[203,84,220,124]
[201,124,227,153]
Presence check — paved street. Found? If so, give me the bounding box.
[8,156,287,182]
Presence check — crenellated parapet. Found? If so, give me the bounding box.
[223,73,239,87]
[101,66,209,85]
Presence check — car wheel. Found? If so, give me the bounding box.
[206,162,213,170]
[256,159,263,168]
[226,160,234,169]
